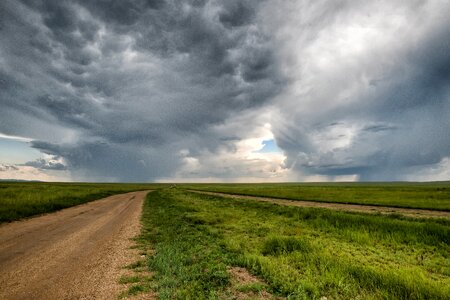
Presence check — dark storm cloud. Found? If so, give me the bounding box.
[0,0,282,181]
[219,2,255,28]
[361,124,397,133]
[1,0,449,182]
[0,165,19,172]
[24,158,67,171]
[30,139,180,181]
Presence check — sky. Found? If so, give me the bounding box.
[0,0,449,182]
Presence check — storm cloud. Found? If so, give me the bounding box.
[0,0,449,181]
[264,0,450,181]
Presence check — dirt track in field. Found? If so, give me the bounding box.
[0,191,151,300]
[189,190,450,219]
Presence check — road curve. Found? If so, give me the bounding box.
[0,191,149,300]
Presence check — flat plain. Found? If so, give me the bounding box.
[1,182,449,299]
[128,186,450,299]
[0,182,161,222]
[182,182,450,210]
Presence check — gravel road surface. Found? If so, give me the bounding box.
[0,191,149,300]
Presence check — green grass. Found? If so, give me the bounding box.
[133,190,233,299]
[133,188,450,299]
[0,182,164,222]
[182,182,450,211]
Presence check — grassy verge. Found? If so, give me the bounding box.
[129,189,270,299]
[181,182,450,211]
[0,182,164,222]
[131,189,450,299]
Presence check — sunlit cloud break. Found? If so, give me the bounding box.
[0,0,449,182]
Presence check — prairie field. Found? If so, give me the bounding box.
[0,182,161,222]
[182,182,450,211]
[127,188,450,299]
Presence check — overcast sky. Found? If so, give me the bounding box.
[1,0,449,182]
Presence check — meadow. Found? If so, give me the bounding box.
[1,182,449,298]
[182,182,450,211]
[126,189,450,299]
[0,182,161,222]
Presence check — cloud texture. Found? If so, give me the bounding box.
[266,0,450,180]
[0,0,449,181]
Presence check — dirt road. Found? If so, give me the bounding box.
[0,191,150,300]
[189,190,450,219]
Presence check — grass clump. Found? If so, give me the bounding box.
[119,275,141,284]
[236,282,267,293]
[262,236,312,256]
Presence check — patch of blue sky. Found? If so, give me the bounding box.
[0,138,42,164]
[256,139,282,153]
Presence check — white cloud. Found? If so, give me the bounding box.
[0,132,33,142]
[159,122,295,183]
[405,157,450,182]
[0,164,70,182]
